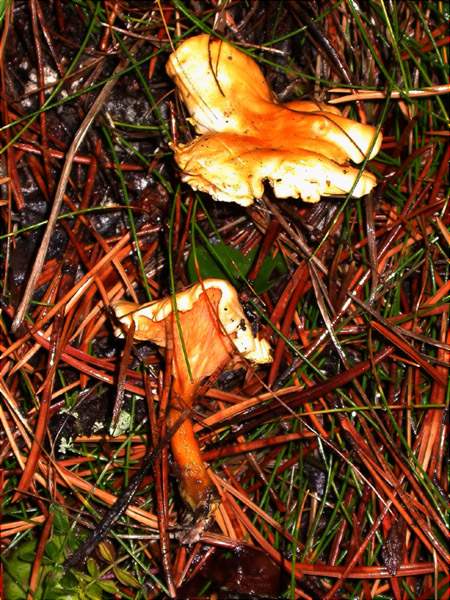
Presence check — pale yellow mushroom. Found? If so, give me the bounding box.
[167,34,382,206]
[114,279,271,515]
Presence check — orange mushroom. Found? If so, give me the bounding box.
[114,279,271,516]
[166,34,382,206]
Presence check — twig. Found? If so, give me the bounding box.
[329,84,450,103]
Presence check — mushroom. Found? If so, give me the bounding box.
[166,34,382,206]
[113,279,271,516]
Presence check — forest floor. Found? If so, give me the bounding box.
[0,2,448,599]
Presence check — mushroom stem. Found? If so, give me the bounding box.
[168,381,216,512]
[166,288,232,513]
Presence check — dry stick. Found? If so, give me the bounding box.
[329,84,450,104]
[27,511,54,600]
[365,190,379,302]
[111,320,136,430]
[156,327,176,598]
[12,61,125,331]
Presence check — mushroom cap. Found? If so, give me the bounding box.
[166,33,274,135]
[114,279,272,368]
[166,34,382,206]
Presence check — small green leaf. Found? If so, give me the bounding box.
[98,579,120,594]
[253,250,287,293]
[43,591,78,600]
[3,568,31,600]
[16,550,36,563]
[85,583,103,600]
[113,566,141,588]
[97,541,115,563]
[72,570,90,584]
[51,506,69,533]
[86,557,99,578]
[16,539,38,561]
[45,540,63,562]
[3,546,35,599]
[188,240,253,284]
[188,240,287,293]
[62,570,79,588]
[40,576,79,600]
